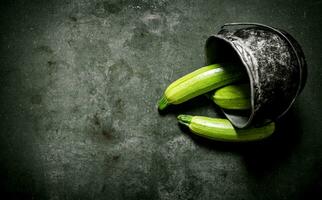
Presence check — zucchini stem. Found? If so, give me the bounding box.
[177,115,192,126]
[158,95,169,110]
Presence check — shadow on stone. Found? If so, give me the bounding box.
[241,107,303,176]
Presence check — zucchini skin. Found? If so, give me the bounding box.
[158,63,245,110]
[211,83,251,110]
[178,115,275,142]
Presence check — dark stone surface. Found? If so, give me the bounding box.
[1,0,322,199]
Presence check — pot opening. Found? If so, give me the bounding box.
[205,35,254,128]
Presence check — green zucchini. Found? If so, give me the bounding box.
[211,83,251,110]
[158,63,246,110]
[177,115,274,142]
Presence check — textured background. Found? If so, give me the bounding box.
[1,0,322,199]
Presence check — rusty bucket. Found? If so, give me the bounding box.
[205,23,307,128]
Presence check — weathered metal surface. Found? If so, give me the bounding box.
[205,23,307,128]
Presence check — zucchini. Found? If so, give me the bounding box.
[211,83,251,110]
[158,63,246,110]
[177,115,274,142]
